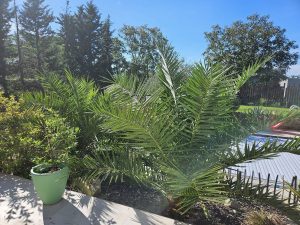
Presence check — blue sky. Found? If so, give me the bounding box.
[16,0,300,75]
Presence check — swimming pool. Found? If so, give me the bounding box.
[238,133,290,149]
[245,134,289,145]
[229,132,299,183]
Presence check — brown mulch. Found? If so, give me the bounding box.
[94,182,298,225]
[95,181,169,215]
[166,199,296,225]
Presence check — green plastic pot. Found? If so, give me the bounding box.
[30,164,69,205]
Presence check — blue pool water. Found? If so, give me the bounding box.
[244,135,289,146]
[236,134,290,150]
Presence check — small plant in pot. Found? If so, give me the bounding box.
[30,110,78,205]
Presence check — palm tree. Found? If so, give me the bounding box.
[23,71,100,154]
[81,42,300,213]
[26,42,300,214]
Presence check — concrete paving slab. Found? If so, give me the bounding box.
[0,174,187,225]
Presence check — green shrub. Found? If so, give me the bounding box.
[0,92,77,178]
[259,98,267,106]
[24,71,99,153]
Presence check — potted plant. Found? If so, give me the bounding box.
[30,110,77,205]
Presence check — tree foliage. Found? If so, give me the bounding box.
[57,0,77,73]
[58,1,114,87]
[79,43,282,213]
[98,16,114,85]
[24,71,100,153]
[22,43,300,215]
[86,47,300,213]
[2,1,300,216]
[204,14,299,83]
[20,0,54,72]
[13,0,25,85]
[120,25,169,78]
[0,92,77,177]
[74,3,102,82]
[0,0,12,95]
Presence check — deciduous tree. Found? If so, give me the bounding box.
[204,14,299,83]
[120,25,168,78]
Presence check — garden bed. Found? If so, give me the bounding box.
[96,182,296,225]
[237,105,290,114]
[169,199,295,225]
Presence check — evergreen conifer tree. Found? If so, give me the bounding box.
[0,0,12,95]
[13,0,25,85]
[58,0,77,73]
[75,1,102,82]
[20,0,54,72]
[99,16,113,85]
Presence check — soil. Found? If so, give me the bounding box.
[33,164,60,174]
[95,182,169,215]
[166,199,296,225]
[95,182,298,225]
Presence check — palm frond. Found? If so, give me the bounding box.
[179,63,236,145]
[221,138,300,167]
[92,95,178,153]
[23,71,100,151]
[104,73,164,107]
[285,182,300,198]
[235,56,271,90]
[163,165,226,213]
[82,143,158,185]
[156,41,185,104]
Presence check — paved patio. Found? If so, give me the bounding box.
[0,173,187,225]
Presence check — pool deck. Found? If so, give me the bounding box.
[230,131,300,183]
[256,130,300,139]
[229,152,300,182]
[0,173,187,225]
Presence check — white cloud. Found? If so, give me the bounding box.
[287,64,300,76]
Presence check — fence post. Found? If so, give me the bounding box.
[250,171,254,190]
[288,176,295,205]
[243,169,246,184]
[293,176,297,205]
[282,176,285,200]
[258,173,262,196]
[274,175,279,196]
[266,173,270,195]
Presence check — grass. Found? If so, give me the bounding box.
[237,105,290,114]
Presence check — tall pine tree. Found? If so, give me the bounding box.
[58,1,115,86]
[75,2,102,83]
[20,0,54,72]
[99,16,113,85]
[13,0,24,85]
[58,0,77,73]
[0,0,12,95]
